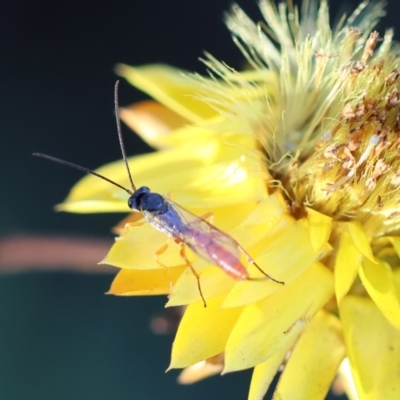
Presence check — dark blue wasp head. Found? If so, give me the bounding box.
[128,186,168,215]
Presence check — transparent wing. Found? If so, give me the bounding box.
[151,198,241,263]
[143,196,283,284]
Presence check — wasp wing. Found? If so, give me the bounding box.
[149,197,241,264]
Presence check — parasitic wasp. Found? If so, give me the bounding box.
[33,82,284,306]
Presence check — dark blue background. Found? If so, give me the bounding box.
[1,1,395,399]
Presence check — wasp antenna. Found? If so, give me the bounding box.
[32,153,133,195]
[114,81,136,192]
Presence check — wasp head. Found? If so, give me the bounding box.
[128,186,168,215]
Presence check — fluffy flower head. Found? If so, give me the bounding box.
[59,1,400,399]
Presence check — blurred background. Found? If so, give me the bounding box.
[0,1,398,399]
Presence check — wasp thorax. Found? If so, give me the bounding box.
[140,192,168,214]
[128,186,168,214]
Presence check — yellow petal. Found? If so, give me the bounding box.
[155,119,231,148]
[166,267,235,307]
[334,230,362,303]
[223,219,324,308]
[359,258,400,330]
[394,269,400,291]
[58,200,128,214]
[224,262,334,372]
[119,101,189,149]
[232,191,291,249]
[340,296,400,400]
[345,221,375,262]
[59,137,267,213]
[116,64,217,123]
[107,267,187,296]
[178,355,224,384]
[306,208,332,253]
[222,279,286,310]
[102,222,184,270]
[169,295,242,369]
[248,333,300,400]
[275,311,345,400]
[389,237,400,259]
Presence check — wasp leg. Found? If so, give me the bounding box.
[237,243,285,285]
[199,212,214,225]
[154,240,174,297]
[176,241,207,307]
[123,219,146,231]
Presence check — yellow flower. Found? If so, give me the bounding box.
[59,0,400,399]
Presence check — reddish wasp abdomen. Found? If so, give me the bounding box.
[208,245,248,280]
[188,228,248,280]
